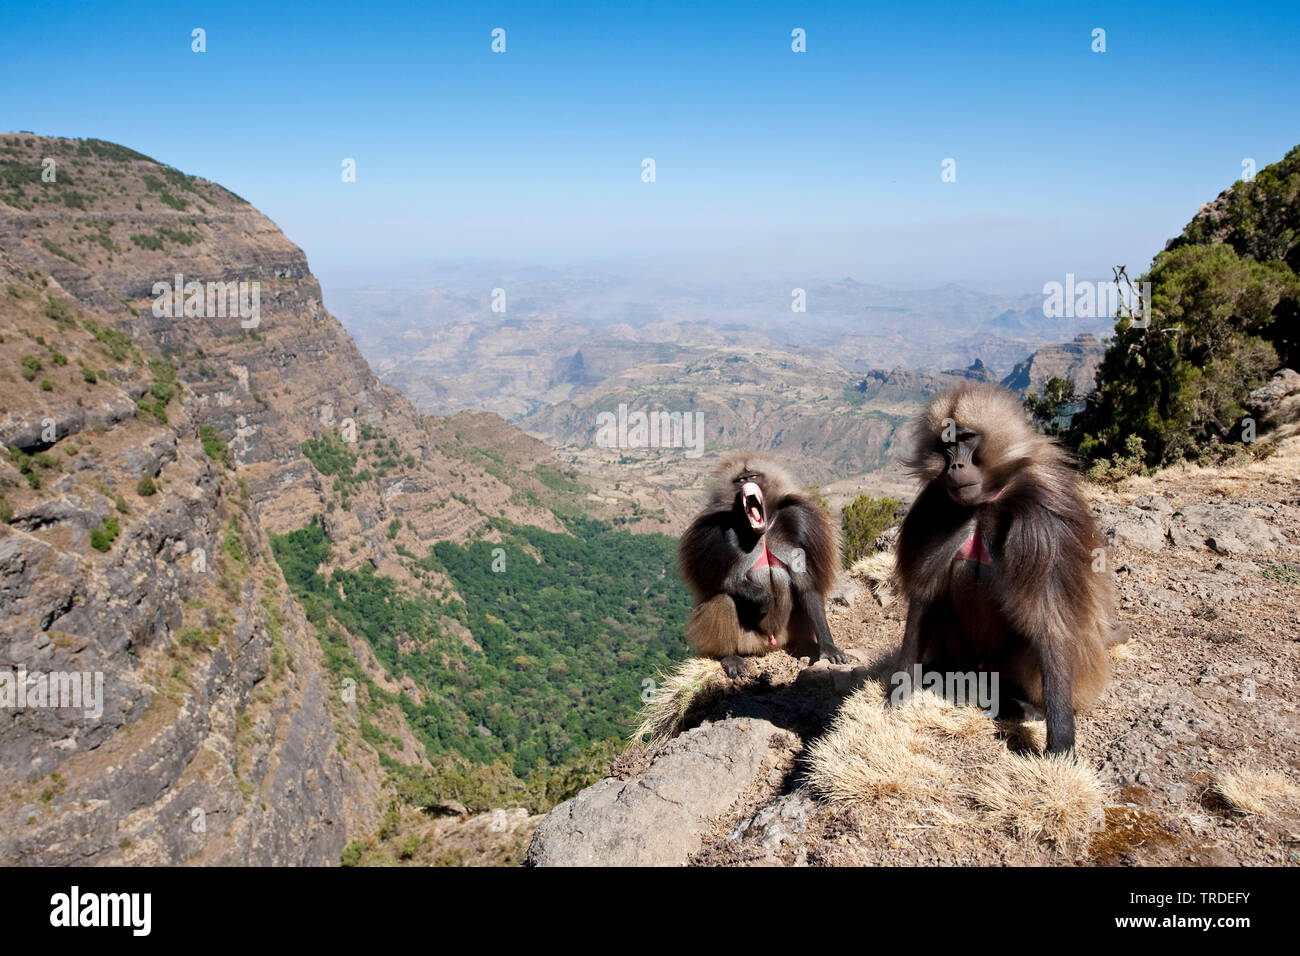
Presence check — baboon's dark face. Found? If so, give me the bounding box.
[734,472,767,532]
[941,428,984,505]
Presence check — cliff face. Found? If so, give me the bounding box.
[0,135,567,864]
[999,333,1105,397]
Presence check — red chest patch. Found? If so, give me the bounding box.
[956,530,992,565]
[752,540,786,570]
[955,491,1003,566]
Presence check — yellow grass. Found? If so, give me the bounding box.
[848,551,897,607]
[629,658,725,746]
[969,753,1105,848]
[806,682,1103,852]
[1213,768,1300,817]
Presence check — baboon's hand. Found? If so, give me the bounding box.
[720,654,752,679]
[819,641,849,665]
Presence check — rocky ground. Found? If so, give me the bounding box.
[527,438,1300,866]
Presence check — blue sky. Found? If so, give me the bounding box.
[2,0,1298,293]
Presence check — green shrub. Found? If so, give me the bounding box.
[43,296,77,327]
[222,519,246,565]
[89,516,120,552]
[840,495,901,566]
[136,474,157,496]
[301,433,357,478]
[340,841,365,867]
[148,359,177,404]
[1084,434,1148,485]
[155,224,200,244]
[83,319,131,361]
[136,396,167,423]
[20,355,40,381]
[199,423,231,464]
[178,627,218,650]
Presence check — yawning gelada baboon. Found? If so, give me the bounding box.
[678,453,846,678]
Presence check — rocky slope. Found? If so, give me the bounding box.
[0,135,591,864]
[999,333,1106,397]
[527,438,1300,866]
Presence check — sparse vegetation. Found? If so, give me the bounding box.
[39,238,77,263]
[199,423,231,464]
[89,516,120,552]
[841,494,901,566]
[178,627,218,651]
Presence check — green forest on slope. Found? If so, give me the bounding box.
[1067,144,1300,470]
[271,514,690,776]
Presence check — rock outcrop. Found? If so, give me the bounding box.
[528,718,786,866]
[1000,333,1105,398]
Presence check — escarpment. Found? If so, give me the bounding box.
[0,135,571,864]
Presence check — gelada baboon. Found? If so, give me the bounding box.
[893,383,1120,753]
[679,453,846,678]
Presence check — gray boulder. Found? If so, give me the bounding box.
[1169,502,1288,554]
[527,718,781,866]
[1094,503,1168,552]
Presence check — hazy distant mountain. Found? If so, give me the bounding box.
[326,275,1114,421]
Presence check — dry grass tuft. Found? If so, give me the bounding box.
[629,658,725,747]
[807,681,1104,855]
[1212,768,1300,817]
[806,683,952,803]
[848,551,897,607]
[969,753,1105,848]
[1108,641,1135,661]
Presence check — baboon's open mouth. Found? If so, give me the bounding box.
[740,481,766,531]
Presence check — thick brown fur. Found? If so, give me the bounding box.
[893,384,1119,753]
[678,453,845,677]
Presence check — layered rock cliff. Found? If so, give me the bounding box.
[0,134,573,864]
